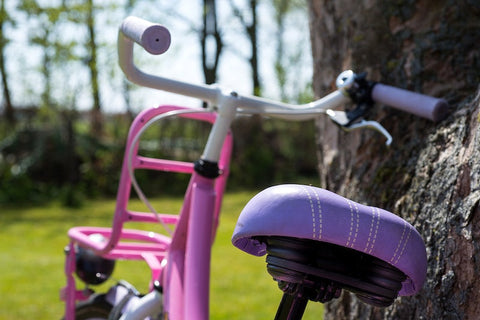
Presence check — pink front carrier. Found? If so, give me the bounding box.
[61,106,233,320]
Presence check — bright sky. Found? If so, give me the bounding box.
[3,0,312,114]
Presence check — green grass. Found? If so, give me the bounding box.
[0,191,323,319]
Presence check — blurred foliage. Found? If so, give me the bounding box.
[0,108,319,207]
[0,0,317,206]
[230,115,318,189]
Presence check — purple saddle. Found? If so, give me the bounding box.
[232,184,427,299]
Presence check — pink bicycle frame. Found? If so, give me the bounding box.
[62,105,233,320]
[62,15,449,320]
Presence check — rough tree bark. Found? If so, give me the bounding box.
[308,0,480,319]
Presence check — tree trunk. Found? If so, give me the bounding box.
[228,0,261,95]
[246,0,261,96]
[0,0,14,124]
[86,0,102,136]
[273,0,291,102]
[0,36,14,124]
[201,0,223,85]
[308,0,480,319]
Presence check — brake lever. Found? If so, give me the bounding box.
[326,109,393,146]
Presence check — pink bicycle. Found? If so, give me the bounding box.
[61,16,449,320]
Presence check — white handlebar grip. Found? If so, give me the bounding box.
[372,83,449,122]
[120,16,171,55]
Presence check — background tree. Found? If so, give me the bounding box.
[272,0,311,103]
[272,0,292,102]
[201,0,223,85]
[122,0,137,120]
[19,1,77,117]
[308,0,480,319]
[85,0,102,135]
[0,0,14,124]
[228,0,261,96]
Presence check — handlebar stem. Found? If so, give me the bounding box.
[201,89,239,162]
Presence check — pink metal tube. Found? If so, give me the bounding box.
[162,177,194,319]
[184,175,216,320]
[162,174,220,320]
[63,241,76,320]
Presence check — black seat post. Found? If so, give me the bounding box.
[275,293,308,320]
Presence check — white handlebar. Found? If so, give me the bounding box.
[117,16,349,119]
[118,20,219,103]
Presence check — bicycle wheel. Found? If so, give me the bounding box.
[74,294,113,320]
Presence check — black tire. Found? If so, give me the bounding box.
[74,294,113,320]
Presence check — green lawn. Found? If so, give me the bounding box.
[0,191,323,319]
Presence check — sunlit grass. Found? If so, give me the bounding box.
[0,191,323,319]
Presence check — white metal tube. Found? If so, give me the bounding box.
[119,290,163,320]
[236,90,349,120]
[201,91,239,162]
[118,32,219,104]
